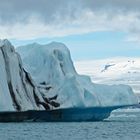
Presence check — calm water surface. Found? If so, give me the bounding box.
[0,110,140,140]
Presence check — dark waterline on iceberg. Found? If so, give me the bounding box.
[0,110,140,140]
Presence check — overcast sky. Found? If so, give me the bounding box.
[0,0,140,60]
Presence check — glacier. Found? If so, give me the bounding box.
[16,42,138,109]
[75,58,140,101]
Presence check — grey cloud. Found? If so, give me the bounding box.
[0,0,83,25]
[0,0,140,25]
[84,0,140,11]
[0,0,140,40]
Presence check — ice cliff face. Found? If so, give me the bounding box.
[18,42,76,87]
[0,39,45,111]
[17,42,138,109]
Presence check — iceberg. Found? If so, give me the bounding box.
[0,39,138,122]
[17,42,138,109]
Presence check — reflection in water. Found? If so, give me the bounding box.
[0,111,140,140]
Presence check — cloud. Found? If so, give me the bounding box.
[0,0,140,40]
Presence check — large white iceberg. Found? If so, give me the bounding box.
[17,42,138,109]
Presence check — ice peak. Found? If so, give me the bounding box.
[47,41,66,48]
[0,39,15,53]
[0,39,12,47]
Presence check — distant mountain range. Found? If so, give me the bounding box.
[75,58,140,100]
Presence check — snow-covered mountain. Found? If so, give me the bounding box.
[17,42,138,109]
[75,58,140,99]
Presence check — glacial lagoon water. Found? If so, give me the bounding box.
[0,109,140,140]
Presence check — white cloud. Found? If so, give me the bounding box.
[0,11,139,40]
[0,0,140,41]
